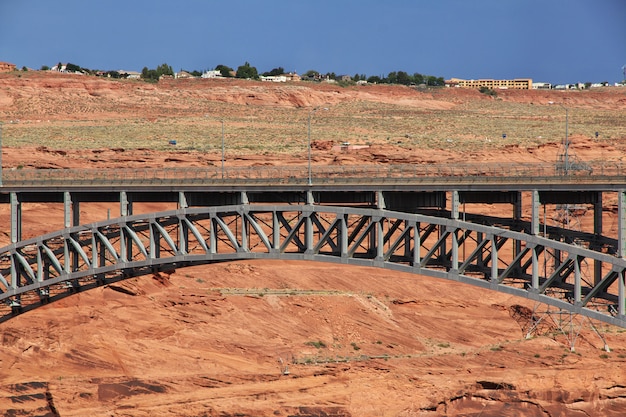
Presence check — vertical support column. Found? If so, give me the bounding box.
[340,214,348,259]
[179,216,188,255]
[450,190,459,220]
[617,190,626,258]
[119,224,128,262]
[64,191,71,228]
[10,192,21,243]
[574,256,581,304]
[306,190,314,206]
[63,234,71,273]
[376,191,386,210]
[272,211,280,251]
[65,195,80,275]
[450,227,458,272]
[64,191,80,228]
[531,190,541,236]
[413,220,421,268]
[531,245,539,290]
[304,211,313,255]
[240,208,248,252]
[513,191,522,256]
[375,217,384,262]
[476,231,484,268]
[439,223,447,263]
[619,270,625,318]
[149,223,158,259]
[119,191,132,266]
[594,192,603,285]
[209,216,217,254]
[239,194,249,253]
[178,191,188,209]
[404,219,412,260]
[491,234,499,285]
[120,191,131,217]
[92,233,99,269]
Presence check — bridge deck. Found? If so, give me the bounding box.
[0,164,625,327]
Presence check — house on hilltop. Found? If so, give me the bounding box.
[260,75,287,82]
[201,70,223,79]
[51,63,67,72]
[0,62,16,72]
[120,70,141,79]
[284,72,301,82]
[50,63,85,74]
[175,70,195,79]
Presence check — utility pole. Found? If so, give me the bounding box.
[220,118,225,180]
[307,107,328,186]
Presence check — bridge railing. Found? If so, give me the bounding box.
[0,161,622,187]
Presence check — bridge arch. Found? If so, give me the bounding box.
[0,204,625,327]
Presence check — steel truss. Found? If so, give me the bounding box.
[0,204,625,327]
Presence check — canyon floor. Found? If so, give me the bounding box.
[0,72,625,416]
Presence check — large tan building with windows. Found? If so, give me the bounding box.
[446,77,532,89]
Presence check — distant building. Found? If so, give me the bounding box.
[446,77,533,90]
[284,72,301,82]
[260,72,301,82]
[260,75,287,82]
[554,83,583,90]
[120,70,141,79]
[0,62,16,72]
[51,63,67,72]
[201,70,223,79]
[302,73,330,82]
[532,82,552,89]
[175,70,195,79]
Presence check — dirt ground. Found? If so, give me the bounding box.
[0,72,626,416]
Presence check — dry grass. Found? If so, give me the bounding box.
[2,79,625,156]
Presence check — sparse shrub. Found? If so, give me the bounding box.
[479,86,497,97]
[306,340,326,349]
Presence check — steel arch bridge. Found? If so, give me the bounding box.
[1,204,625,328]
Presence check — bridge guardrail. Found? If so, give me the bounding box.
[0,161,622,187]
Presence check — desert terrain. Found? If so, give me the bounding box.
[0,71,625,416]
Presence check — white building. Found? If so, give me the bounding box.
[260,75,287,82]
[119,70,141,79]
[201,70,223,78]
[532,82,551,89]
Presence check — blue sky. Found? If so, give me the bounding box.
[1,0,624,84]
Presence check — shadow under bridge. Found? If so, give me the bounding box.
[1,204,625,328]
